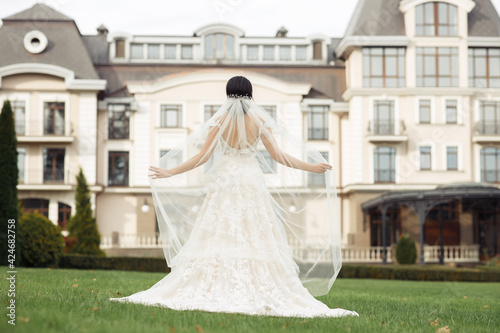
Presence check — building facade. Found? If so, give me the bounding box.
[1,1,499,262]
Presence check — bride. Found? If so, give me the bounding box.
[109,76,358,318]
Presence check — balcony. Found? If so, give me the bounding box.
[366,119,408,143]
[473,121,500,143]
[16,121,74,143]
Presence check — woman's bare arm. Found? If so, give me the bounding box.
[149,125,219,179]
[260,126,332,173]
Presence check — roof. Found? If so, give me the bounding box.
[0,24,100,80]
[82,35,109,65]
[361,182,500,210]
[469,0,500,36]
[343,0,500,37]
[343,0,406,37]
[93,65,346,100]
[3,3,74,22]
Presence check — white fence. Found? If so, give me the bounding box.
[423,245,480,263]
[101,233,480,263]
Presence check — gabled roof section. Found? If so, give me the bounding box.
[343,0,406,37]
[3,3,74,22]
[469,0,500,36]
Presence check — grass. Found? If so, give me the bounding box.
[1,266,499,333]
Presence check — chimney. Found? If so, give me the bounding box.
[97,24,109,36]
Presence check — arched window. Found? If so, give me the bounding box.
[416,2,458,36]
[204,33,235,60]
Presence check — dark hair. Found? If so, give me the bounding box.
[226,76,253,99]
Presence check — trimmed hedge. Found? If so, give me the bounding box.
[339,264,500,282]
[57,254,170,273]
[55,254,500,282]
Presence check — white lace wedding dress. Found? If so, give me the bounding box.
[110,132,359,318]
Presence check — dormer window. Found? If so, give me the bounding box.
[204,33,234,60]
[312,41,323,60]
[416,2,458,36]
[115,39,125,58]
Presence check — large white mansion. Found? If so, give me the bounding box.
[1,1,499,263]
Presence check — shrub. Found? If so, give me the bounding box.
[395,233,417,265]
[18,212,64,267]
[67,167,105,256]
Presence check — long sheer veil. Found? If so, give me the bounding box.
[147,95,341,297]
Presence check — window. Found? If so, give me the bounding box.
[130,43,143,59]
[11,100,25,135]
[447,146,458,170]
[373,101,394,135]
[469,48,500,88]
[309,152,329,186]
[204,105,221,121]
[43,148,65,182]
[115,39,125,58]
[307,105,329,140]
[478,101,500,135]
[160,150,183,169]
[148,44,160,59]
[445,100,457,124]
[415,2,458,36]
[374,146,396,183]
[417,47,458,87]
[108,103,130,139]
[261,105,277,119]
[165,45,176,59]
[259,150,276,174]
[17,147,25,183]
[21,199,49,217]
[296,46,307,60]
[279,46,291,60]
[247,45,258,60]
[420,146,432,170]
[363,48,406,88]
[44,102,65,135]
[313,41,322,60]
[58,202,71,230]
[160,104,182,128]
[108,151,129,186]
[263,46,274,60]
[181,45,193,59]
[480,147,500,183]
[205,34,234,60]
[419,99,431,124]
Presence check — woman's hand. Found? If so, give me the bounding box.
[149,166,173,179]
[309,163,333,173]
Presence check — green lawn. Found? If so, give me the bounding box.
[1,266,499,333]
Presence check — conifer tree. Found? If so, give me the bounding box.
[67,167,105,256]
[0,100,19,266]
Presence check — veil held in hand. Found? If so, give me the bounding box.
[147,95,342,296]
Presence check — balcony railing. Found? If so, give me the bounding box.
[100,233,480,264]
[368,119,406,136]
[423,245,480,263]
[475,121,500,136]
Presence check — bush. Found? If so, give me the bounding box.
[395,233,417,265]
[57,254,170,273]
[67,168,105,256]
[18,212,64,267]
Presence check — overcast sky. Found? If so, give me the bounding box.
[1,0,500,37]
